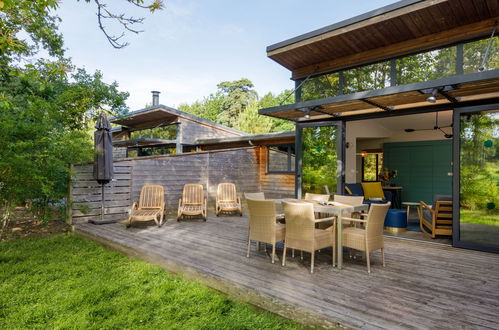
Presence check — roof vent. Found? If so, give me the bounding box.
[151,91,160,106]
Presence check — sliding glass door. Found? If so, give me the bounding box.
[453,104,499,252]
[296,121,344,198]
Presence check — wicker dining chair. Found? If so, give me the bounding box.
[341,202,391,273]
[177,184,207,221]
[216,183,242,216]
[246,198,285,263]
[126,185,165,228]
[334,194,366,221]
[304,192,330,202]
[282,201,336,273]
[244,192,265,200]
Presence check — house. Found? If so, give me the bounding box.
[258,0,499,253]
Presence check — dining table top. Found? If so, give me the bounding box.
[273,198,368,215]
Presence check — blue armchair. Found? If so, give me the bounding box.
[345,183,393,206]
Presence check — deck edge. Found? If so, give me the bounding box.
[74,226,349,330]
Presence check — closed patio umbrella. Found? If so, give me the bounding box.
[91,112,114,224]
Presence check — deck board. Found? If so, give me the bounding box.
[75,215,499,329]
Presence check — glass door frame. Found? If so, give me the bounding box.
[452,102,499,253]
[295,120,345,199]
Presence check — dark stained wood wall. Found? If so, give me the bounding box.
[70,147,295,223]
[179,117,242,145]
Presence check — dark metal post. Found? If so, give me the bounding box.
[295,79,303,103]
[337,120,346,194]
[390,59,397,86]
[338,71,344,95]
[295,124,303,199]
[456,43,464,75]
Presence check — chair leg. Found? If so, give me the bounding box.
[292,249,295,258]
[282,245,287,266]
[271,244,276,264]
[256,242,260,251]
[332,245,336,267]
[381,248,385,267]
[246,239,251,258]
[310,251,315,274]
[300,250,303,260]
[366,252,371,274]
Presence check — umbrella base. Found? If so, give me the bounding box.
[88,219,117,225]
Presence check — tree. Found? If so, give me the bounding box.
[216,78,257,128]
[0,0,154,233]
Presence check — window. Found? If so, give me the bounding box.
[126,145,176,157]
[130,124,177,140]
[361,151,383,182]
[267,144,295,174]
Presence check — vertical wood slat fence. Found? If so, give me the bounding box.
[70,163,132,224]
[69,147,294,224]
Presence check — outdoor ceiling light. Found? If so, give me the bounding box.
[427,88,439,103]
[304,109,311,119]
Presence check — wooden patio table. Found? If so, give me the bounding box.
[273,198,368,270]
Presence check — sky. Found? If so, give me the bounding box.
[57,0,395,110]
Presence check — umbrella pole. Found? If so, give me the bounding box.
[101,183,105,222]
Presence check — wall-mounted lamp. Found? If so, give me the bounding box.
[427,88,439,103]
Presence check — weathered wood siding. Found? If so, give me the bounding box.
[179,117,242,145]
[113,147,127,159]
[258,147,295,198]
[70,163,132,224]
[70,147,294,223]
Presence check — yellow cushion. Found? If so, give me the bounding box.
[345,186,352,195]
[361,182,385,199]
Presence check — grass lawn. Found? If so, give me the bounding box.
[460,209,499,226]
[0,234,307,329]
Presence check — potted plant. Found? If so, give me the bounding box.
[379,168,397,186]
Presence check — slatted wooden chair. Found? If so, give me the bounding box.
[419,195,453,238]
[126,185,165,228]
[216,183,242,216]
[177,184,207,221]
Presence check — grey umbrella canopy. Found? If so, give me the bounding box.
[91,113,114,224]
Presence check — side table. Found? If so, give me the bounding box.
[402,202,420,224]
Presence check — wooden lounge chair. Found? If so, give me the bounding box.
[418,195,453,238]
[282,201,336,273]
[126,185,165,228]
[177,184,207,221]
[216,183,242,216]
[341,202,391,273]
[246,198,285,263]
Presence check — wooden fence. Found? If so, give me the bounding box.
[69,147,293,224]
[70,163,132,223]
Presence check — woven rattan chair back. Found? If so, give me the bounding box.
[138,185,164,209]
[303,193,330,202]
[246,198,277,243]
[218,183,237,203]
[283,201,316,244]
[244,192,265,200]
[366,202,391,237]
[182,184,204,205]
[334,194,364,205]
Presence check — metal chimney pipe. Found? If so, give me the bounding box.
[151,91,160,106]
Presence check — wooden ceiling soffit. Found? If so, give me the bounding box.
[288,17,498,79]
[258,69,499,121]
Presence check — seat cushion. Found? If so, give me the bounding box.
[361,182,386,199]
[345,183,363,196]
[423,208,433,224]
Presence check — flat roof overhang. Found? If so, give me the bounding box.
[267,0,499,79]
[112,138,177,147]
[258,69,499,121]
[111,108,178,129]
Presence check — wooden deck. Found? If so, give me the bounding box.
[75,215,499,329]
